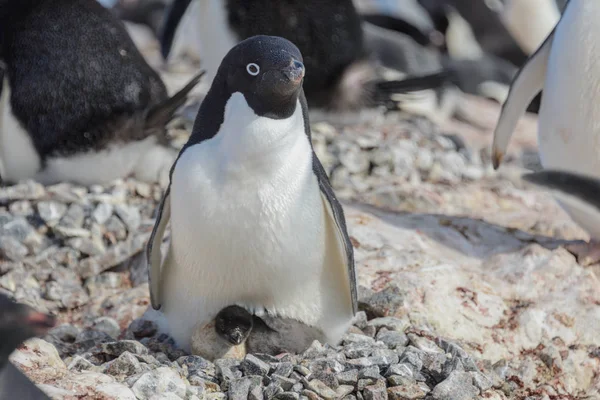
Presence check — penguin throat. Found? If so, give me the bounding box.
[216,92,306,168]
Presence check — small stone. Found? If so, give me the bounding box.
[309,358,345,374]
[274,362,294,378]
[115,204,141,232]
[178,355,216,381]
[343,333,376,345]
[274,393,300,400]
[272,374,297,391]
[249,385,263,400]
[346,358,374,368]
[376,329,409,349]
[228,377,253,400]
[407,334,444,354]
[37,201,68,224]
[469,371,492,393]
[336,369,358,386]
[61,286,90,309]
[48,324,80,343]
[91,317,121,339]
[386,364,414,379]
[135,182,152,198]
[131,367,187,399]
[294,365,311,377]
[359,286,405,319]
[344,343,373,359]
[336,385,354,398]
[93,203,114,224]
[67,237,105,256]
[104,351,144,376]
[264,383,284,399]
[105,215,127,240]
[359,367,381,380]
[398,347,424,373]
[97,383,137,400]
[9,201,33,217]
[0,236,29,261]
[101,340,148,357]
[241,354,270,376]
[363,380,387,400]
[67,356,94,372]
[432,371,478,400]
[387,378,428,400]
[300,389,321,400]
[308,379,337,399]
[59,204,85,229]
[358,379,376,391]
[370,349,399,366]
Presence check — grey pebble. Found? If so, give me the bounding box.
[37,201,68,224]
[362,380,387,400]
[0,236,29,261]
[91,317,122,339]
[376,329,409,349]
[115,204,141,232]
[241,354,271,376]
[307,379,337,399]
[336,369,358,386]
[432,371,479,400]
[274,393,300,400]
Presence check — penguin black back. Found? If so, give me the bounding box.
[0,0,168,159]
[224,0,364,103]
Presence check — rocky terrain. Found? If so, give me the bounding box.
[2,23,599,400]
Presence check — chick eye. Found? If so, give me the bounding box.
[246,63,260,76]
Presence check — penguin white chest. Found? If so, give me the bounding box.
[537,1,600,177]
[164,94,328,347]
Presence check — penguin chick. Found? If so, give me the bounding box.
[146,35,357,353]
[246,314,327,356]
[522,169,600,266]
[211,305,325,356]
[215,305,253,346]
[0,0,204,186]
[190,319,247,361]
[159,0,458,121]
[0,294,56,400]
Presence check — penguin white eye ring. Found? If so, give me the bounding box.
[246,63,260,76]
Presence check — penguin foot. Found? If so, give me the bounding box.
[566,240,600,267]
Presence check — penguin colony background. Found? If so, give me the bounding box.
[2,0,600,395]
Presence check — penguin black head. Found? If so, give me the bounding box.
[212,35,305,120]
[215,305,254,346]
[0,294,56,366]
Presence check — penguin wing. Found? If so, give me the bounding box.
[158,0,192,59]
[312,155,358,315]
[146,186,172,310]
[522,170,600,214]
[491,27,555,169]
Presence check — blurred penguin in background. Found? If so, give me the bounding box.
[159,0,465,124]
[0,0,203,186]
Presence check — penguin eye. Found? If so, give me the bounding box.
[246,63,260,76]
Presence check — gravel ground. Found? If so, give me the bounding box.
[3,27,598,400]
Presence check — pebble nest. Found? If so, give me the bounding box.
[1,116,554,399]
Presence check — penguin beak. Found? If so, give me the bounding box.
[23,310,56,336]
[281,59,305,85]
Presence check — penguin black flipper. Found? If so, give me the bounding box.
[300,95,357,315]
[145,70,205,134]
[158,0,192,59]
[522,170,600,214]
[361,13,434,47]
[0,363,50,400]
